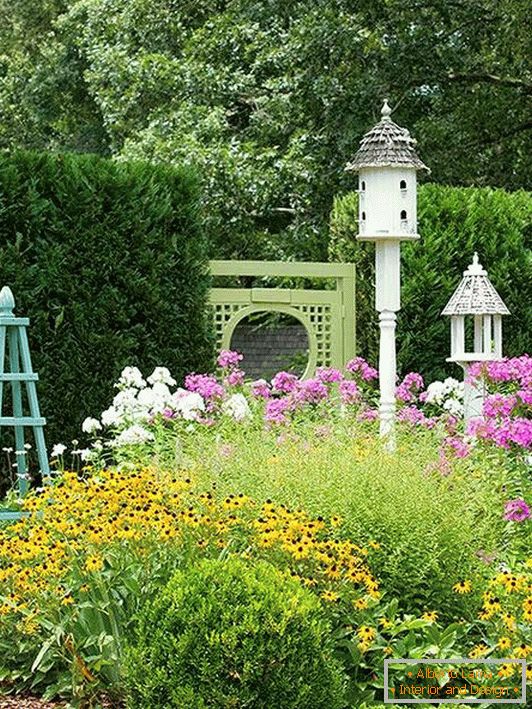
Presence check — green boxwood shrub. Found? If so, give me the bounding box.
[0,150,213,470]
[125,557,345,709]
[329,184,531,381]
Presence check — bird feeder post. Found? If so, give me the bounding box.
[346,99,429,449]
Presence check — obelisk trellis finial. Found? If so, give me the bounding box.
[0,287,50,519]
[0,286,15,316]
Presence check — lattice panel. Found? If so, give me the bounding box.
[211,301,334,369]
[208,257,357,375]
[297,304,333,367]
[211,303,242,350]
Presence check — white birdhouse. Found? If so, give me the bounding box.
[345,99,429,447]
[442,253,510,362]
[345,99,429,241]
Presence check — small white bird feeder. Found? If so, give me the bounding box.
[442,253,510,419]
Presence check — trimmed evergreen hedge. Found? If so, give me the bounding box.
[329,184,531,381]
[0,150,213,466]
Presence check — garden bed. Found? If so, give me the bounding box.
[0,353,530,707]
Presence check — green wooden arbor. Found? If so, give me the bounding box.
[209,260,356,377]
[0,286,49,522]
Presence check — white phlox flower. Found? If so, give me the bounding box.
[222,393,251,421]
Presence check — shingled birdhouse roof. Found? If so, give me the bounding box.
[441,254,510,316]
[346,99,429,172]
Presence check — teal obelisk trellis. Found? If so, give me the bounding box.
[0,286,50,503]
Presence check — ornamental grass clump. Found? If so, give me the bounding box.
[125,557,346,709]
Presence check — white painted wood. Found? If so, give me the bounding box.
[358,167,418,239]
[483,314,492,354]
[379,310,397,448]
[375,241,401,311]
[451,315,465,359]
[462,363,485,422]
[348,100,429,450]
[494,315,502,357]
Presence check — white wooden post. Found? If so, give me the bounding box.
[376,240,400,444]
[461,363,485,421]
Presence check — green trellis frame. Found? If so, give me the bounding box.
[209,260,356,378]
[0,286,50,522]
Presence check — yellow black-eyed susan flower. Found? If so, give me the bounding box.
[453,580,472,594]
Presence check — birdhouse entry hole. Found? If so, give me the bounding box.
[400,210,407,220]
[361,211,366,220]
[400,180,407,190]
[361,180,366,192]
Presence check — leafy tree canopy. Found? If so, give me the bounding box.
[0,0,530,259]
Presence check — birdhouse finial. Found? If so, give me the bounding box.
[381,98,392,121]
[465,252,486,276]
[0,286,15,317]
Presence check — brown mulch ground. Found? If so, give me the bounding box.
[0,697,121,708]
[0,699,66,708]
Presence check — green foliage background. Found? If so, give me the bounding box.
[0,0,530,261]
[0,1,529,387]
[330,185,532,379]
[0,150,213,463]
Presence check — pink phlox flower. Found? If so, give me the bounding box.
[469,355,532,388]
[517,389,532,406]
[396,372,424,402]
[339,380,360,404]
[397,405,427,426]
[185,373,225,401]
[397,405,438,429]
[503,498,531,523]
[466,416,496,440]
[316,367,343,383]
[507,417,532,449]
[483,393,518,418]
[224,370,245,387]
[271,371,299,393]
[346,357,378,381]
[467,415,532,450]
[217,350,244,369]
[444,435,471,458]
[265,396,293,424]
[444,415,459,433]
[293,378,328,404]
[251,379,271,398]
[357,407,379,422]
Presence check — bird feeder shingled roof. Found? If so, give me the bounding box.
[441,253,510,316]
